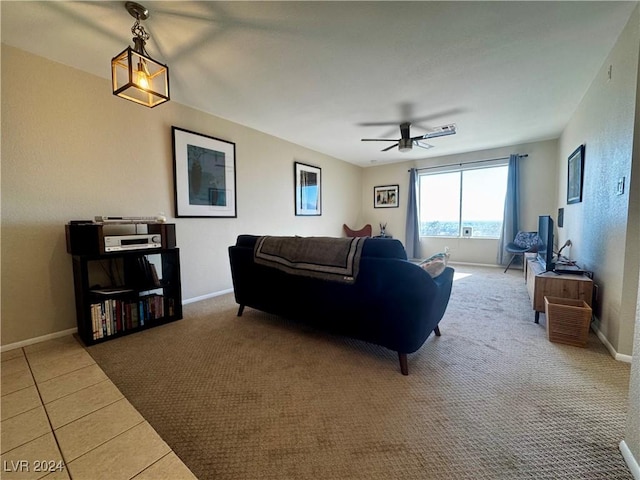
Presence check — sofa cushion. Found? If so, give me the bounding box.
[419,251,450,278]
[236,234,261,248]
[361,238,407,260]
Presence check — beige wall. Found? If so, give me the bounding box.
[555,8,639,471]
[1,45,362,345]
[361,139,559,263]
[559,6,639,357]
[3,29,639,479]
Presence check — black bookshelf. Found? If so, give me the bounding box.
[66,223,182,345]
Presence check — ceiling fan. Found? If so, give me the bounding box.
[361,122,457,153]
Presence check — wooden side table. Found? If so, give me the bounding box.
[525,257,593,323]
[523,252,537,281]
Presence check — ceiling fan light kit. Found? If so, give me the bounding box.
[398,138,413,153]
[362,122,457,153]
[111,1,170,108]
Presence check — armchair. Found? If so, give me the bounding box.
[504,231,539,272]
[343,224,372,237]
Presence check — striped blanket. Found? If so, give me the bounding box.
[254,236,365,284]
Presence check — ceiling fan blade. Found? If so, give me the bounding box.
[358,121,399,127]
[381,143,399,152]
[414,140,434,150]
[411,134,430,141]
[361,139,399,142]
[358,108,464,129]
[409,108,465,125]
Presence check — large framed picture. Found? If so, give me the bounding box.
[374,184,399,208]
[172,126,237,217]
[294,162,321,216]
[567,144,585,205]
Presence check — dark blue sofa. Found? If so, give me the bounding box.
[228,235,454,375]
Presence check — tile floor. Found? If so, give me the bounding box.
[1,335,197,480]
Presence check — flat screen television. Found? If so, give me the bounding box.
[537,215,555,272]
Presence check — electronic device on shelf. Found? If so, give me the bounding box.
[537,215,555,272]
[553,256,586,275]
[554,265,585,275]
[65,221,175,255]
[535,216,589,277]
[95,215,166,224]
[104,234,162,252]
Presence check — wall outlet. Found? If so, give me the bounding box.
[616,177,625,195]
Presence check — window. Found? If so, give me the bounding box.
[418,163,509,238]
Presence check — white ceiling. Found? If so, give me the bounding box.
[2,1,637,166]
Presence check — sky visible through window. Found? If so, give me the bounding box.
[419,165,508,238]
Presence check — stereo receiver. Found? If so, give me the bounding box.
[104,234,162,252]
[66,222,175,255]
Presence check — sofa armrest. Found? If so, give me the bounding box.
[354,259,454,353]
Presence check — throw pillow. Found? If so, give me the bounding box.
[419,249,450,278]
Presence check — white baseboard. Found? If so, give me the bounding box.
[620,441,640,479]
[448,261,502,268]
[1,289,235,352]
[183,288,234,305]
[593,323,633,363]
[0,327,78,353]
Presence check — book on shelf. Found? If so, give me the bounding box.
[90,294,168,340]
[123,256,162,289]
[149,264,161,287]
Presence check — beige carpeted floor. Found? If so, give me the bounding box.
[87,265,632,480]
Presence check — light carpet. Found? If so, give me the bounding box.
[87,265,632,479]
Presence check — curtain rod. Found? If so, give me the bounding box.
[408,154,528,172]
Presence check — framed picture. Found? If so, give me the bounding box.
[567,144,585,205]
[374,184,399,208]
[294,162,321,216]
[172,126,237,217]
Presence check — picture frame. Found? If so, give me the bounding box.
[294,162,321,216]
[172,126,237,218]
[567,144,585,205]
[374,184,399,208]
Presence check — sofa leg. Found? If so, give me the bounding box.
[434,326,441,336]
[398,352,409,375]
[237,305,245,317]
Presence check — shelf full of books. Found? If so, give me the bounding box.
[90,292,177,341]
[69,244,182,345]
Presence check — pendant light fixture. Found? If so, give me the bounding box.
[111,1,169,108]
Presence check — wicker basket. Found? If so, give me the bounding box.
[544,296,592,347]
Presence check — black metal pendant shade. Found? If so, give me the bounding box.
[111,1,169,108]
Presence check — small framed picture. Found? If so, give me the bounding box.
[374,185,399,208]
[172,126,237,218]
[567,144,585,205]
[294,162,321,216]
